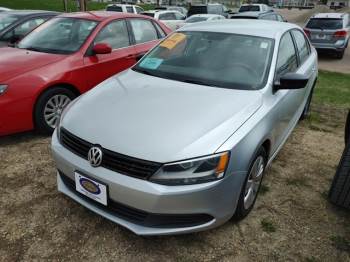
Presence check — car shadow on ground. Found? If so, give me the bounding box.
[0,131,48,147]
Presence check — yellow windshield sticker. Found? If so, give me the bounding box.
[160,33,187,50]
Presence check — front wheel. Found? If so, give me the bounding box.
[34,87,76,135]
[234,147,267,220]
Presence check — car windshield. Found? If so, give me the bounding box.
[306,18,343,30]
[185,16,208,23]
[133,31,274,90]
[239,5,260,12]
[17,17,98,54]
[0,13,19,31]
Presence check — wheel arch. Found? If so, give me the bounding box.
[32,83,81,128]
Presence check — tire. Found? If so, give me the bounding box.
[34,87,77,135]
[345,111,350,145]
[234,147,267,220]
[300,81,316,120]
[329,142,350,209]
[335,49,345,59]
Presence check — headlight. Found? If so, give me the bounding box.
[150,152,230,185]
[0,85,8,95]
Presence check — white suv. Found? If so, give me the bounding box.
[238,4,271,12]
[141,10,186,30]
[106,4,144,14]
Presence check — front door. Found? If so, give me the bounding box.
[83,19,137,89]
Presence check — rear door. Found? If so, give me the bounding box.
[128,18,163,60]
[158,12,179,31]
[83,19,137,89]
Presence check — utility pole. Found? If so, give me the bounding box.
[63,0,68,11]
[79,0,87,11]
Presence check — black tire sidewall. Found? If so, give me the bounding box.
[234,147,267,220]
[34,87,76,135]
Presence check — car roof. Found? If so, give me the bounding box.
[312,13,346,19]
[179,19,297,39]
[145,10,180,14]
[59,11,145,21]
[189,14,223,18]
[231,11,273,18]
[190,3,223,6]
[1,10,59,16]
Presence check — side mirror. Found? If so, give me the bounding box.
[274,73,309,90]
[92,43,112,55]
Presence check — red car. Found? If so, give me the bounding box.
[0,11,171,136]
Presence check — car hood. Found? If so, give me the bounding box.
[0,47,65,82]
[63,70,263,163]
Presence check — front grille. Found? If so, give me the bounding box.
[59,171,213,228]
[60,128,162,179]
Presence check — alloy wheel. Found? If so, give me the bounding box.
[43,94,71,128]
[244,156,265,210]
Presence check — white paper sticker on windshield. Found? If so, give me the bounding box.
[260,42,268,49]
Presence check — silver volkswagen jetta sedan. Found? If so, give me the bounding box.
[52,20,318,235]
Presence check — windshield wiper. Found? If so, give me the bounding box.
[132,67,158,77]
[182,79,216,87]
[22,46,43,52]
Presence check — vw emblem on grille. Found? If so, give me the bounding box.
[88,147,103,167]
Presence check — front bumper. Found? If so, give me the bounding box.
[51,130,245,235]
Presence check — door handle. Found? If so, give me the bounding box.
[126,54,135,59]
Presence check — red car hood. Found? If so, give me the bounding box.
[0,48,66,82]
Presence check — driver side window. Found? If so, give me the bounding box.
[276,32,298,78]
[95,20,130,49]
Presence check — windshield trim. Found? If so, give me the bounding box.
[17,17,100,55]
[133,31,275,91]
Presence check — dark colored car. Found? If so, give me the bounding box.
[0,10,59,47]
[329,110,350,208]
[187,4,230,18]
[230,11,286,22]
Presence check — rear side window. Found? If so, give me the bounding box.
[135,7,143,14]
[306,18,343,30]
[106,6,123,12]
[153,21,166,38]
[126,6,134,13]
[130,19,158,44]
[292,30,310,65]
[208,5,223,14]
[276,32,298,77]
[95,20,130,49]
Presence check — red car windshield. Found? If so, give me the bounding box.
[17,17,98,54]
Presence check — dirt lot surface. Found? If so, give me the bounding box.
[276,8,350,74]
[1,105,350,261]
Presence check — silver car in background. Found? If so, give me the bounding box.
[52,20,318,235]
[304,13,349,59]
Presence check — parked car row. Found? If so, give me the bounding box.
[2,4,345,236]
[0,12,171,136]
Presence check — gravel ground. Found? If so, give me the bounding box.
[1,105,350,261]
